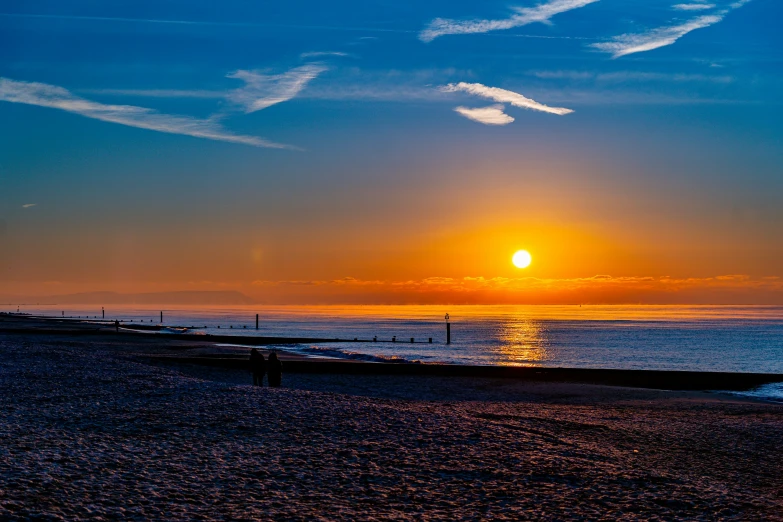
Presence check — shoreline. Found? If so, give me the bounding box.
[2,313,782,393]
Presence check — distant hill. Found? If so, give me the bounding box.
[1,291,256,306]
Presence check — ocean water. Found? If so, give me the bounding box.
[8,304,783,400]
[10,304,783,373]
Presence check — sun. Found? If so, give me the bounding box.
[512,250,532,269]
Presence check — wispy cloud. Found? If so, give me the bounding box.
[22,203,36,208]
[420,0,599,42]
[673,3,716,10]
[530,70,733,83]
[454,105,515,125]
[443,82,574,115]
[83,63,333,105]
[0,78,293,149]
[0,12,415,35]
[226,64,328,113]
[80,88,224,99]
[298,68,469,102]
[300,51,350,59]
[591,0,752,58]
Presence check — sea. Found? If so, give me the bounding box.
[8,304,783,400]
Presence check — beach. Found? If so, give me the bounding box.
[1,330,781,520]
[6,304,783,374]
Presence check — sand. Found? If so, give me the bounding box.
[1,333,781,520]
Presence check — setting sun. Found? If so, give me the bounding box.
[512,250,532,269]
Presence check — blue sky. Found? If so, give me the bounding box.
[1,0,782,301]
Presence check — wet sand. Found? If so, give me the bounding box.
[1,332,781,520]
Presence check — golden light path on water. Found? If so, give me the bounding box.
[497,319,548,366]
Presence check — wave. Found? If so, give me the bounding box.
[728,382,783,403]
[295,345,420,364]
[118,326,192,335]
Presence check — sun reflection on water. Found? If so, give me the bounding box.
[497,319,549,366]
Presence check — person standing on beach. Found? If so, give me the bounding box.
[249,348,266,386]
[268,352,282,387]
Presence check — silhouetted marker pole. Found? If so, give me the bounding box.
[160,311,163,324]
[102,307,104,319]
[445,313,451,345]
[256,314,259,329]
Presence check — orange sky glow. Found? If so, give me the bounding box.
[3,154,781,304]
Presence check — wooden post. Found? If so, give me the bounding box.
[256,314,259,329]
[160,311,163,324]
[446,323,451,345]
[102,307,105,319]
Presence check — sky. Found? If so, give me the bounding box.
[1,0,782,304]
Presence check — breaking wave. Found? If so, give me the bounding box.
[295,345,420,364]
[728,382,783,403]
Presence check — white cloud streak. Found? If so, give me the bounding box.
[420,0,599,42]
[226,64,328,113]
[592,0,752,58]
[672,3,716,10]
[530,70,733,83]
[300,51,350,59]
[0,78,293,149]
[0,12,414,35]
[454,105,515,125]
[80,88,224,99]
[22,203,37,208]
[443,82,574,115]
[83,64,332,105]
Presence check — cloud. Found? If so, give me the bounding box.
[22,203,36,208]
[248,274,783,304]
[443,82,574,115]
[591,14,723,57]
[84,64,332,108]
[226,64,328,113]
[80,88,224,99]
[254,274,783,291]
[420,0,599,42]
[529,70,733,83]
[454,105,515,125]
[591,0,752,58]
[279,67,467,103]
[300,51,350,59]
[0,13,413,35]
[0,78,293,149]
[672,3,716,10]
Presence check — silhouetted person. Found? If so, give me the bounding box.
[249,348,266,386]
[268,352,282,388]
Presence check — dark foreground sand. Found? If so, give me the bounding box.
[1,334,781,520]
